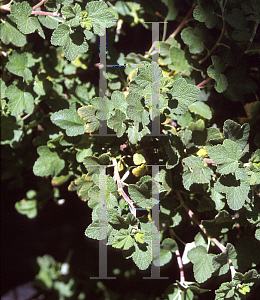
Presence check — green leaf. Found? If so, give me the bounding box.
[6,85,34,116]
[233,269,259,285]
[212,243,237,276]
[127,125,150,145]
[112,229,134,250]
[223,119,250,150]
[0,15,26,47]
[15,199,37,218]
[131,241,152,270]
[207,56,228,93]
[110,91,127,113]
[128,180,159,209]
[51,24,89,61]
[225,8,251,41]
[1,115,20,143]
[77,105,100,133]
[133,230,145,244]
[53,279,74,297]
[181,24,207,54]
[202,210,234,238]
[6,50,33,82]
[188,101,212,119]
[50,103,85,136]
[85,219,111,240]
[10,1,42,35]
[214,170,250,210]
[168,78,200,115]
[169,47,192,73]
[154,238,178,267]
[86,1,117,36]
[207,139,243,174]
[107,109,126,137]
[129,62,161,98]
[182,156,212,190]
[33,146,65,177]
[187,245,215,283]
[223,62,258,102]
[242,0,260,22]
[38,15,59,30]
[215,281,236,300]
[62,4,81,19]
[193,0,218,29]
[72,174,94,201]
[33,74,53,96]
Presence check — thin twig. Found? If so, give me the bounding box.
[112,158,136,217]
[0,5,60,16]
[196,77,212,88]
[32,0,48,11]
[166,3,197,41]
[168,223,185,285]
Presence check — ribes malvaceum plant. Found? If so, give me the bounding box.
[1,0,260,299]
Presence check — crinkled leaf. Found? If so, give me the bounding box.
[50,103,85,136]
[223,62,258,102]
[77,105,100,133]
[33,146,65,177]
[128,180,159,209]
[181,25,207,54]
[193,0,218,29]
[225,8,251,41]
[6,85,34,116]
[154,238,178,267]
[208,139,243,174]
[215,281,236,300]
[110,91,127,113]
[0,15,26,47]
[207,56,228,93]
[33,74,53,96]
[51,24,89,61]
[38,15,59,29]
[223,119,250,150]
[10,1,38,34]
[168,78,200,115]
[202,210,233,238]
[15,199,37,219]
[107,109,126,137]
[182,156,211,190]
[61,4,81,19]
[127,125,150,144]
[85,219,111,240]
[133,230,145,244]
[112,229,134,250]
[187,245,215,283]
[214,170,250,210]
[86,1,117,36]
[6,51,32,82]
[212,243,237,276]
[169,47,191,73]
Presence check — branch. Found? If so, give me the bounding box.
[169,228,185,283]
[112,158,136,217]
[0,5,60,16]
[32,0,48,10]
[196,77,212,88]
[176,191,237,278]
[166,3,197,41]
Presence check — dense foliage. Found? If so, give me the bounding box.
[1,0,260,299]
